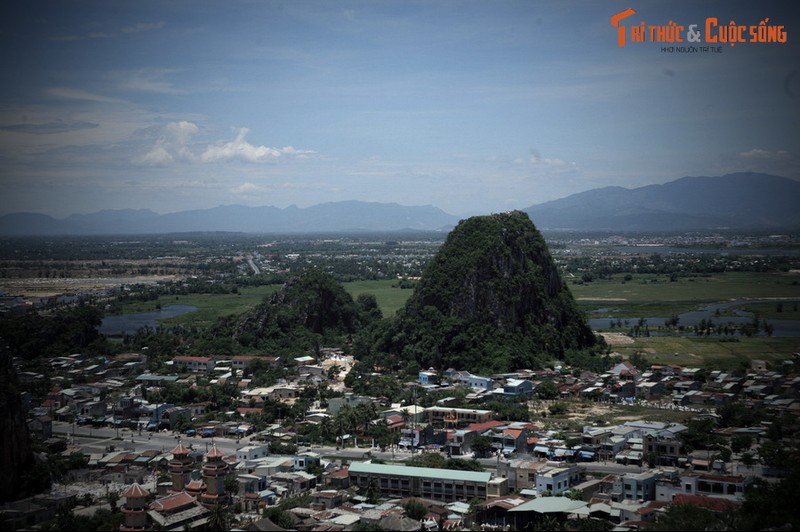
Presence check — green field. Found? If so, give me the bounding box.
[570,271,800,317]
[113,280,413,329]
[606,334,799,371]
[110,272,800,369]
[119,285,279,329]
[341,279,413,318]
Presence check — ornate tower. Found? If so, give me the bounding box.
[168,442,194,493]
[120,482,150,531]
[199,445,229,508]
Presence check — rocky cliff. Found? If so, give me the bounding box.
[360,211,597,372]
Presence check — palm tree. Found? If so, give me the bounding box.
[205,504,230,531]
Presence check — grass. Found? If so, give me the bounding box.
[608,335,799,370]
[738,300,800,320]
[570,271,800,317]
[112,280,414,328]
[341,279,414,318]
[109,272,800,369]
[117,286,279,329]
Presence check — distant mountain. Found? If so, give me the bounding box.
[0,201,459,235]
[524,172,800,231]
[2,172,799,235]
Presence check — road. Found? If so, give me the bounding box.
[53,421,646,477]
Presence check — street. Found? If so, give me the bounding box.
[52,421,646,478]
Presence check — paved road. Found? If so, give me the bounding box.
[53,421,647,477]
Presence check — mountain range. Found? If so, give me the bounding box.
[1,172,798,235]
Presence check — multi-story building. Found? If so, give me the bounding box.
[348,462,492,502]
[534,463,582,495]
[425,406,493,428]
[172,356,214,374]
[612,471,659,502]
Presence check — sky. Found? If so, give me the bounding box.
[0,0,798,218]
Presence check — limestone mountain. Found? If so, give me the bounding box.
[209,269,379,355]
[355,211,598,373]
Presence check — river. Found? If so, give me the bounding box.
[98,304,198,335]
[588,299,800,336]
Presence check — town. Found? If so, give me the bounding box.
[1,229,799,531]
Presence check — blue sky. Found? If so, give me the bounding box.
[1,0,797,217]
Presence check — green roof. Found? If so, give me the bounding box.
[348,461,491,483]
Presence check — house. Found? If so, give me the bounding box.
[399,423,446,450]
[445,429,478,456]
[419,369,439,385]
[608,361,640,381]
[636,381,665,400]
[327,394,373,415]
[495,379,534,398]
[496,459,550,490]
[425,406,493,428]
[644,435,684,467]
[172,356,215,374]
[231,355,280,374]
[489,427,529,454]
[612,471,659,502]
[452,373,494,391]
[236,445,270,462]
[535,463,582,495]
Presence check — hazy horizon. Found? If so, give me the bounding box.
[1,1,798,218]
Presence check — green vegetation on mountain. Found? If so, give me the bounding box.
[353,211,600,373]
[208,268,381,355]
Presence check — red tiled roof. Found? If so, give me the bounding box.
[207,445,225,458]
[672,494,738,513]
[170,442,192,456]
[465,420,504,432]
[122,483,149,498]
[150,491,197,512]
[186,479,205,490]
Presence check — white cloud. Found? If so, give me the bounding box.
[139,121,200,166]
[738,148,792,161]
[110,69,184,95]
[231,182,266,194]
[46,87,128,105]
[200,127,315,163]
[141,143,174,165]
[121,22,166,34]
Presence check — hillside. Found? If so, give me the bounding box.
[354,211,599,373]
[524,172,800,231]
[208,269,381,355]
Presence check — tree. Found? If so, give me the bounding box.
[470,435,494,458]
[205,504,230,531]
[650,503,738,531]
[402,499,427,521]
[730,434,752,454]
[106,490,120,512]
[740,451,756,470]
[535,379,559,400]
[224,473,239,497]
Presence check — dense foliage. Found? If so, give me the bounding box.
[208,268,382,355]
[353,212,599,373]
[0,304,105,359]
